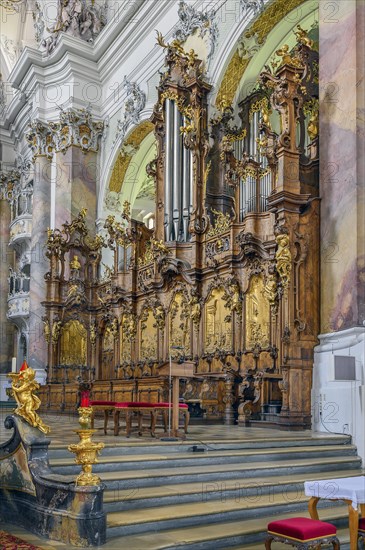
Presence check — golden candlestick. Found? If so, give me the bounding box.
[68,407,104,487]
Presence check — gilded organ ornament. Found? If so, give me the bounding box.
[140,309,158,361]
[246,275,270,349]
[169,292,190,357]
[275,234,292,289]
[60,320,87,365]
[205,287,232,353]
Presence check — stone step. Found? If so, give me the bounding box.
[50,444,358,474]
[63,455,361,490]
[102,468,362,512]
[106,491,349,539]
[47,434,352,459]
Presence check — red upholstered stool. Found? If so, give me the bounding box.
[359,517,365,544]
[265,517,340,549]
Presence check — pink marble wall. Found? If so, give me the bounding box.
[0,199,14,372]
[320,0,365,332]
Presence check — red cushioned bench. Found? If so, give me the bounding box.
[113,402,191,438]
[114,402,158,437]
[265,517,340,549]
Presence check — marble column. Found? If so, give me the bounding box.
[28,153,52,384]
[54,148,98,234]
[0,197,13,373]
[319,0,365,332]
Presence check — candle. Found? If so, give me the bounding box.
[11,357,17,373]
[80,391,90,407]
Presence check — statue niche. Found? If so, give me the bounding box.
[204,287,232,354]
[60,320,87,366]
[245,275,270,349]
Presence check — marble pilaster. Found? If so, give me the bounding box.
[54,148,98,235]
[319,0,365,332]
[28,155,52,383]
[0,197,13,373]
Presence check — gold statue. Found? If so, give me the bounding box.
[275,44,302,68]
[70,255,81,270]
[43,317,51,344]
[294,25,314,49]
[51,320,62,346]
[307,110,318,141]
[8,364,50,434]
[275,234,292,289]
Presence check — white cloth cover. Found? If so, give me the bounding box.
[304,476,365,509]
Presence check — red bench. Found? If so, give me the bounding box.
[265,517,340,549]
[113,402,190,437]
[91,400,191,437]
[90,401,117,434]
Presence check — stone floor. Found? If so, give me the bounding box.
[0,406,344,448]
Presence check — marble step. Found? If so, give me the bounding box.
[106,489,348,538]
[102,468,362,512]
[50,443,358,474]
[63,455,362,490]
[105,509,351,550]
[47,434,352,459]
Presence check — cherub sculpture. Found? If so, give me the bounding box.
[8,365,50,434]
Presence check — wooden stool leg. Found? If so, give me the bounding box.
[103,410,108,435]
[265,535,273,549]
[163,410,168,431]
[114,409,120,436]
[126,411,132,437]
[138,411,143,436]
[151,410,156,437]
[332,536,340,550]
[184,410,190,433]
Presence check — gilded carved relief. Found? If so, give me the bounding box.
[140,308,158,361]
[245,275,270,349]
[120,313,136,363]
[205,287,232,353]
[60,320,87,365]
[169,292,190,357]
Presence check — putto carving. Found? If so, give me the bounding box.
[49,106,104,154]
[8,363,50,434]
[114,78,146,145]
[40,0,107,56]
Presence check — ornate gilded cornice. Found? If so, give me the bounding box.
[25,121,53,162]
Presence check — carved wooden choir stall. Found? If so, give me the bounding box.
[38,27,319,431]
